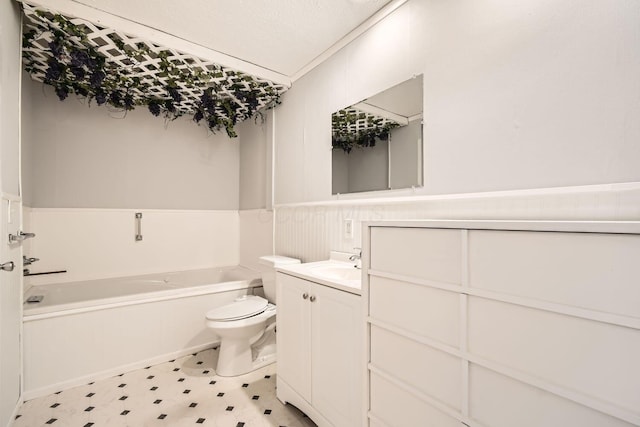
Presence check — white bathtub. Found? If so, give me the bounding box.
[23,266,262,399]
[24,266,261,317]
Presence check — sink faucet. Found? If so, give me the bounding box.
[349,248,362,269]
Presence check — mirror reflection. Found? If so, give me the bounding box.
[332,75,423,194]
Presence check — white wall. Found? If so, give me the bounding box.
[237,113,275,267]
[21,77,240,210]
[20,77,282,283]
[25,208,239,286]
[238,111,272,210]
[273,0,640,262]
[0,0,21,196]
[274,0,640,204]
[20,76,247,283]
[239,209,273,271]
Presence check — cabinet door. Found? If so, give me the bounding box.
[276,273,312,401]
[311,283,362,427]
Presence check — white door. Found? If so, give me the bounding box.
[0,1,24,423]
[276,273,312,401]
[0,198,22,426]
[311,284,362,427]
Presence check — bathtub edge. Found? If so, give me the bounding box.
[24,281,263,321]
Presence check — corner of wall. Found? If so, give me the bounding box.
[239,209,274,271]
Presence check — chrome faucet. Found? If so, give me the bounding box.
[349,248,362,269]
[9,231,35,243]
[23,255,39,276]
[23,255,39,266]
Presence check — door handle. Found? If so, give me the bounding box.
[8,231,36,243]
[0,261,15,272]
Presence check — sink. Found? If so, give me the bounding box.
[277,253,363,292]
[309,264,361,282]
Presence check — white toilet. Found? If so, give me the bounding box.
[205,255,300,377]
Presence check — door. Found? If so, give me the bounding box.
[1,0,23,422]
[276,273,312,401]
[0,198,22,426]
[311,284,362,427]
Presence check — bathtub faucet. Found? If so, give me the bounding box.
[23,255,40,266]
[23,255,40,275]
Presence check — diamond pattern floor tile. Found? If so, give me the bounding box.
[14,348,316,427]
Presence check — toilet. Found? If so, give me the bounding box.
[205,255,300,377]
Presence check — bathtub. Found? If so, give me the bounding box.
[23,266,263,399]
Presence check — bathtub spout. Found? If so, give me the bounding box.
[23,255,39,266]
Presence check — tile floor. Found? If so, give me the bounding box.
[14,348,316,427]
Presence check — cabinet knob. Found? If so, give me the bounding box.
[309,295,316,302]
[302,292,309,300]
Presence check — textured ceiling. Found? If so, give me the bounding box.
[69,0,393,77]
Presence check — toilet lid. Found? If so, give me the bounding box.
[206,295,268,321]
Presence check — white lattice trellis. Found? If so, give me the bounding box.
[20,1,289,131]
[332,107,402,135]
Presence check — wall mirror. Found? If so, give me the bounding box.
[332,74,423,195]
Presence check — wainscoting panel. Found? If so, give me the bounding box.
[25,208,240,285]
[274,182,640,262]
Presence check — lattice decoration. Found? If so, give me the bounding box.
[333,107,401,134]
[20,1,289,137]
[332,107,401,152]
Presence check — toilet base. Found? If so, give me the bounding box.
[216,323,276,377]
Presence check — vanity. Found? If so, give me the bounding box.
[361,220,640,427]
[275,256,363,427]
[275,220,640,427]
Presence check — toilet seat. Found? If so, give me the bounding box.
[206,295,269,321]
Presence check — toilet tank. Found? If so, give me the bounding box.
[258,255,300,302]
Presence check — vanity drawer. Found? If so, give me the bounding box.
[369,276,459,347]
[370,325,462,411]
[468,230,640,317]
[369,371,460,427]
[365,222,640,427]
[370,227,462,285]
[467,297,640,414]
[468,364,635,427]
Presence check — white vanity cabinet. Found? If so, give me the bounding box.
[276,272,362,427]
[363,221,640,427]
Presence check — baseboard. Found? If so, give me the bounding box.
[5,394,23,427]
[23,341,219,401]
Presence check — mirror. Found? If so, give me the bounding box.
[332,75,423,194]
